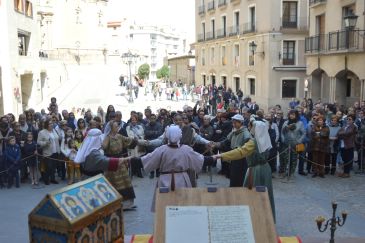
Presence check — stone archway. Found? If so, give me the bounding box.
[335,69,361,107]
[20,73,34,111]
[310,68,330,102]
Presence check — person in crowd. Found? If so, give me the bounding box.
[213,119,275,221]
[74,128,130,176]
[21,132,38,185]
[96,106,105,125]
[76,118,87,137]
[130,126,214,211]
[338,114,357,178]
[103,120,139,208]
[67,112,77,131]
[199,115,215,170]
[265,114,279,175]
[310,116,330,178]
[9,122,27,182]
[280,110,306,177]
[56,120,67,181]
[105,105,115,124]
[126,114,146,177]
[144,114,163,178]
[37,119,60,185]
[5,136,21,188]
[327,115,341,175]
[214,114,251,187]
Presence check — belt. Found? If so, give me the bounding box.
[160,171,187,175]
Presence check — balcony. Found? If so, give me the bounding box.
[281,17,308,33]
[197,33,205,42]
[206,31,215,41]
[230,0,240,4]
[242,22,256,34]
[198,5,205,15]
[309,0,327,7]
[207,1,215,11]
[217,28,227,38]
[218,0,227,7]
[228,25,241,36]
[305,34,326,53]
[305,30,365,54]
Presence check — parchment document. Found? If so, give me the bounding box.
[165,206,210,243]
[208,206,255,243]
[165,206,255,243]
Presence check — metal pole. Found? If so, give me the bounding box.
[128,61,133,103]
[287,144,291,181]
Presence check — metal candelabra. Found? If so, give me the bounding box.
[315,202,348,243]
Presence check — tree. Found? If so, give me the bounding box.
[156,65,169,80]
[138,63,150,80]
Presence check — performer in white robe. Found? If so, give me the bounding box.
[131,126,214,211]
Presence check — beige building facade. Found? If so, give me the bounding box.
[168,54,196,85]
[194,0,309,110]
[0,0,109,116]
[305,0,365,107]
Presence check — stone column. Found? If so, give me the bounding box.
[328,77,336,103]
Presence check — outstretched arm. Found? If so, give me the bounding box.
[220,139,256,161]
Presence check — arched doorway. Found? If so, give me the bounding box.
[20,73,34,111]
[310,68,330,102]
[335,70,361,107]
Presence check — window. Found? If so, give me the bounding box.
[14,0,24,13]
[210,47,215,64]
[233,44,239,67]
[282,79,297,98]
[234,11,240,34]
[25,0,33,17]
[222,16,227,36]
[202,22,206,40]
[282,1,298,28]
[211,19,215,38]
[221,46,226,65]
[283,41,296,65]
[249,78,255,95]
[249,6,256,31]
[18,31,30,56]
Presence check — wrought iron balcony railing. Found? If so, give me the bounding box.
[305,30,365,53]
[207,1,215,11]
[218,0,227,7]
[309,0,327,7]
[198,5,205,15]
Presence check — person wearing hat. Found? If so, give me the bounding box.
[214,114,251,187]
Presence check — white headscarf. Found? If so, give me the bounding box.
[74,129,104,164]
[253,120,272,153]
[166,125,182,147]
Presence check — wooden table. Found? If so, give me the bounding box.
[154,187,277,243]
[305,238,365,243]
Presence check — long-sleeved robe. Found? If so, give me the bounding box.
[141,144,204,211]
[221,139,276,222]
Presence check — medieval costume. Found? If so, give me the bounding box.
[131,126,213,211]
[219,120,276,221]
[74,129,134,208]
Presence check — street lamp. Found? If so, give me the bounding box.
[121,50,139,103]
[249,41,257,56]
[344,12,358,49]
[304,79,309,99]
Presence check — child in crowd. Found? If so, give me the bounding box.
[5,136,21,188]
[74,130,84,149]
[66,139,80,184]
[21,132,39,185]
